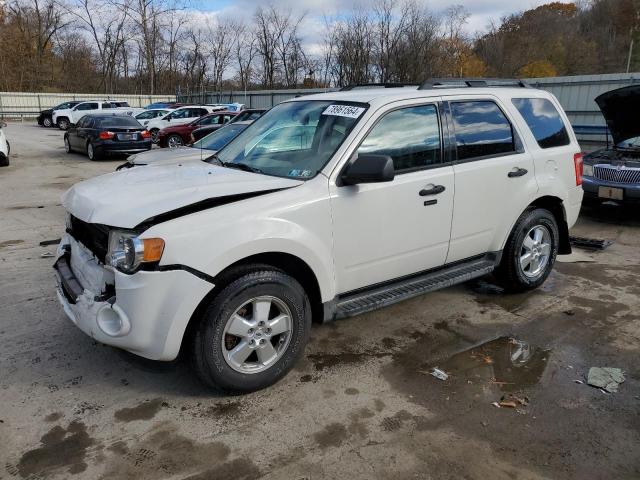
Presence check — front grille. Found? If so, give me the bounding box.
[68,215,110,263]
[593,165,640,184]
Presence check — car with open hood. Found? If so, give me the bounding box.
[54,79,583,393]
[582,85,640,204]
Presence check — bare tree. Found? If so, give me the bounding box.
[206,17,238,92]
[67,0,128,93]
[7,0,70,89]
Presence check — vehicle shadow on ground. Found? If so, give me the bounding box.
[580,201,640,226]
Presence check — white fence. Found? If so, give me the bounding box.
[0,92,176,119]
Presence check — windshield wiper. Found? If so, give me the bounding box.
[224,162,265,174]
[204,153,223,166]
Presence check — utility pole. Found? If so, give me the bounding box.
[627,37,634,73]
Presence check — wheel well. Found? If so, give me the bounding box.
[180,252,324,357]
[528,196,571,254]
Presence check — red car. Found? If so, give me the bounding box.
[157,111,237,148]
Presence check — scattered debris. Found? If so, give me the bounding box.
[40,252,54,258]
[430,368,449,381]
[574,380,584,384]
[569,236,613,251]
[563,309,576,316]
[587,367,625,393]
[39,238,61,246]
[493,394,529,409]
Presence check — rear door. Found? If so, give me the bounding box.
[330,100,455,294]
[445,96,538,263]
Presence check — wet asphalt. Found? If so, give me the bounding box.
[1,123,639,479]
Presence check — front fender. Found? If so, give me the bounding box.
[145,181,335,301]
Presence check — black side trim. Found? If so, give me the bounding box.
[156,264,216,284]
[322,252,502,321]
[134,189,286,230]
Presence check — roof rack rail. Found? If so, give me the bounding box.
[418,78,530,90]
[339,82,419,91]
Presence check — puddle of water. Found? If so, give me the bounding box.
[432,336,551,392]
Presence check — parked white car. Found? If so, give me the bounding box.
[145,105,226,142]
[135,108,173,127]
[55,80,583,393]
[0,121,9,167]
[53,101,139,130]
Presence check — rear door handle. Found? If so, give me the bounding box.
[419,185,445,196]
[508,167,528,178]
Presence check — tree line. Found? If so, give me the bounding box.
[0,0,638,95]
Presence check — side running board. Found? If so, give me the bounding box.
[335,258,496,319]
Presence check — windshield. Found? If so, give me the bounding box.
[213,101,366,179]
[192,124,246,150]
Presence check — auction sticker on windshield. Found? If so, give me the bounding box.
[322,105,366,118]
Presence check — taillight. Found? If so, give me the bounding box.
[99,131,115,140]
[141,130,151,139]
[573,152,584,186]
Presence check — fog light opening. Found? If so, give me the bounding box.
[97,304,131,337]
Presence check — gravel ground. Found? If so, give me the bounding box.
[1,122,639,480]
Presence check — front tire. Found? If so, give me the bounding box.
[64,136,73,153]
[167,134,183,148]
[191,267,311,393]
[495,208,558,292]
[57,118,70,130]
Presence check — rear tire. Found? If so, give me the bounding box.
[495,208,558,292]
[87,142,101,161]
[43,117,53,128]
[191,266,311,394]
[150,129,160,144]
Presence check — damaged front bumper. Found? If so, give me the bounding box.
[53,233,213,361]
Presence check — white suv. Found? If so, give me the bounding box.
[53,101,139,130]
[54,80,583,393]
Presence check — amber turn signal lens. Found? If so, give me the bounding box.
[142,238,165,262]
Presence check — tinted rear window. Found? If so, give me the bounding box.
[98,116,141,128]
[512,98,570,149]
[450,101,516,161]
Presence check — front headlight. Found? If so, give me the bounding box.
[583,163,594,177]
[106,230,164,273]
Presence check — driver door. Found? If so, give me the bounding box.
[329,101,455,294]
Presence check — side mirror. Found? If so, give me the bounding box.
[341,154,395,186]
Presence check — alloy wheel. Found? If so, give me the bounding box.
[519,225,551,279]
[221,295,293,374]
[167,135,183,148]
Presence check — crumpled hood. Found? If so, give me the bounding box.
[595,85,640,145]
[62,162,303,228]
[129,147,214,165]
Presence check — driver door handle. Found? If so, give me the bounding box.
[508,167,528,178]
[419,184,445,196]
